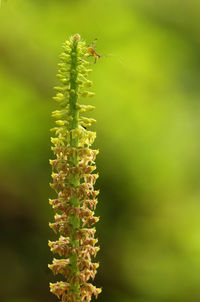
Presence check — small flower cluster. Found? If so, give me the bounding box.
[48,34,101,302]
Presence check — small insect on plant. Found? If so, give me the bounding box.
[87,38,101,63]
[87,38,127,68]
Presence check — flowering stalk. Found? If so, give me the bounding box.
[48,34,101,302]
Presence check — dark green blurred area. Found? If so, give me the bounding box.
[1,0,200,301]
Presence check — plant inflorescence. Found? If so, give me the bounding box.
[48,34,101,302]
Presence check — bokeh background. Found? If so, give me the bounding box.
[1,0,200,302]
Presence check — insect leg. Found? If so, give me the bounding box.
[91,38,98,50]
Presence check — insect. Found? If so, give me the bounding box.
[87,38,101,63]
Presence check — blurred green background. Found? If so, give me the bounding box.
[1,0,200,302]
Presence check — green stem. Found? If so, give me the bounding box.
[68,36,80,293]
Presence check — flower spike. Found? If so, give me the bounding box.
[49,34,101,302]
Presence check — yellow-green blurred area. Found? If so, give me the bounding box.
[1,0,200,301]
